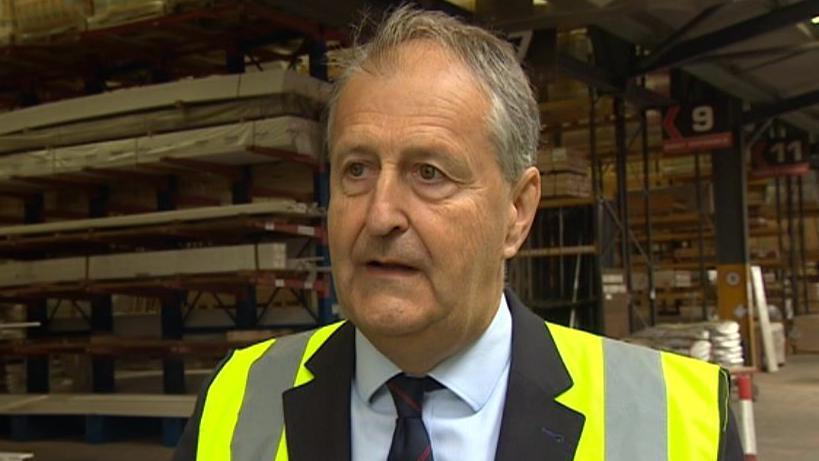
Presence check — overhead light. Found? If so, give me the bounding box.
[533,0,549,5]
[812,16,819,24]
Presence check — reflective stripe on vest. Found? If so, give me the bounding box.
[196,321,345,461]
[549,322,726,461]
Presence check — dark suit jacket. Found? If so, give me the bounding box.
[174,290,744,460]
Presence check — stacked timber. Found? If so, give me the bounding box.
[0,0,12,45]
[538,147,591,198]
[632,270,695,290]
[0,0,209,43]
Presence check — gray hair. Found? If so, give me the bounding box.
[326,5,541,182]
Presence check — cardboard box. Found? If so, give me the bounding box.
[603,292,631,339]
[807,283,819,302]
[792,314,819,352]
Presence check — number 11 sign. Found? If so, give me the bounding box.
[662,102,734,154]
[750,137,810,178]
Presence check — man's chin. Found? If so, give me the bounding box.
[344,295,439,339]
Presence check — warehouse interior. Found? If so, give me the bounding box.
[0,0,818,460]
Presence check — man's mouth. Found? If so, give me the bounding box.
[365,260,419,274]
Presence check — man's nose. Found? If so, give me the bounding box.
[365,170,409,237]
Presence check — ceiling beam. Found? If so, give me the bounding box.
[744,88,819,125]
[685,41,819,65]
[556,54,674,109]
[637,4,726,71]
[634,0,819,75]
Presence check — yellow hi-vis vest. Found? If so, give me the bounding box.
[194,321,728,461]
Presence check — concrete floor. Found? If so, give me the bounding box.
[752,353,819,461]
[0,354,817,460]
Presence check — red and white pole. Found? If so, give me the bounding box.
[736,373,757,461]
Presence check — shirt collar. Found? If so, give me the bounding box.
[354,294,512,412]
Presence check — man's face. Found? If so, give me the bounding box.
[327,41,520,346]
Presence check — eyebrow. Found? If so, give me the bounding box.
[331,138,471,177]
[329,143,379,164]
[402,145,471,178]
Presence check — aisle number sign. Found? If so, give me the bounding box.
[662,103,734,153]
[750,137,810,178]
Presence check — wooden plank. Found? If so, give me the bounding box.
[539,197,595,209]
[247,146,319,168]
[517,245,597,258]
[159,157,244,180]
[0,452,34,460]
[750,266,778,372]
[0,394,196,418]
[0,201,320,238]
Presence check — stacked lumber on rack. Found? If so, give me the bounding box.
[632,270,695,290]
[0,67,329,399]
[538,147,591,198]
[0,243,290,288]
[0,68,329,222]
[0,68,328,180]
[0,0,210,43]
[0,68,328,152]
[0,0,12,45]
[627,183,713,218]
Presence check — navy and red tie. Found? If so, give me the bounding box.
[386,373,443,461]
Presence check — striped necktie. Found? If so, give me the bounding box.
[386,373,443,461]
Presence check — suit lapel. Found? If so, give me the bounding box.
[494,290,585,461]
[282,322,355,461]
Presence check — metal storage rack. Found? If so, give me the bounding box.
[0,0,341,445]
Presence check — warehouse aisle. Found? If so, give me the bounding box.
[753,354,819,461]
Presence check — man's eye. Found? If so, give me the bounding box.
[418,164,441,181]
[347,163,366,177]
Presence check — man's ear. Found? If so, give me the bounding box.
[503,166,541,259]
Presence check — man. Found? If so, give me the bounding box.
[174,6,743,461]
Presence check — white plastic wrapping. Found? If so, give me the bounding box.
[0,69,329,138]
[0,116,322,181]
[0,200,318,237]
[627,321,745,368]
[86,0,168,29]
[0,0,13,45]
[0,242,289,287]
[12,0,88,41]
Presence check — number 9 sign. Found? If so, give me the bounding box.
[692,105,714,133]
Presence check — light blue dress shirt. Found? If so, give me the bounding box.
[351,295,512,461]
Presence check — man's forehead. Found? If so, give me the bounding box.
[328,40,493,155]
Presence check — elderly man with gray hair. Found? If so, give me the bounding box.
[174,6,743,461]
